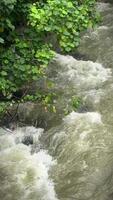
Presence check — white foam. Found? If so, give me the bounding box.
[64,111,102,124]
[13,126,44,145]
[55,54,111,90]
[97,3,112,12]
[0,128,58,200]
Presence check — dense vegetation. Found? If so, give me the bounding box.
[0,0,99,117]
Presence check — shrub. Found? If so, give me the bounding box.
[0,0,99,116]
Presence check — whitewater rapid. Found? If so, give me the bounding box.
[1,2,113,200]
[0,127,58,200]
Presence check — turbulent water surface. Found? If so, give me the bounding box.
[1,2,113,200]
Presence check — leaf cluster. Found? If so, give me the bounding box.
[0,0,99,116]
[29,0,99,52]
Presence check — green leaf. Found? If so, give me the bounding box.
[1,71,7,76]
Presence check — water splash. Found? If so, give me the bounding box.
[0,128,58,200]
[44,112,113,200]
[52,54,111,91]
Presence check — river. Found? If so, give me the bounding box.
[0,2,113,200]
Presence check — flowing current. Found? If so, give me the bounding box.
[1,3,113,200]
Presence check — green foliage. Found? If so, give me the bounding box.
[0,0,16,43]
[29,0,99,52]
[0,102,11,117]
[0,39,55,99]
[64,96,82,115]
[0,0,99,116]
[71,96,82,110]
